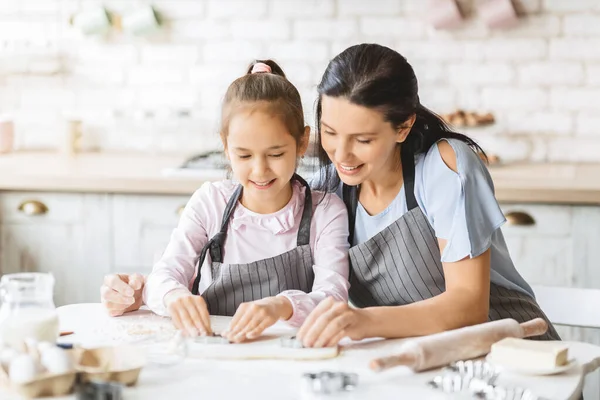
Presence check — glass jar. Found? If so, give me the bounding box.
[0,273,59,350]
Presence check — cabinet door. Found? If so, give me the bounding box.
[500,204,575,287]
[501,203,600,400]
[0,193,111,306]
[111,194,191,274]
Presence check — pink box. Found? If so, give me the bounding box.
[479,0,519,29]
[0,118,14,154]
[428,0,464,30]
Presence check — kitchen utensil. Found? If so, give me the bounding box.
[370,318,548,372]
[302,371,358,395]
[76,380,123,400]
[280,336,304,349]
[0,273,59,350]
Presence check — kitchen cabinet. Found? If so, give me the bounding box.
[501,204,575,287]
[0,192,189,305]
[501,203,600,399]
[0,192,111,306]
[111,194,190,274]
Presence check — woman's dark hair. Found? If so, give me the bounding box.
[220,59,305,148]
[314,43,485,192]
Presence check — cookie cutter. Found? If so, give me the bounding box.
[427,360,545,400]
[76,379,123,400]
[280,335,304,348]
[444,360,500,384]
[194,332,230,345]
[302,371,358,395]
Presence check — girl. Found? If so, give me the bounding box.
[296,43,560,347]
[132,60,349,342]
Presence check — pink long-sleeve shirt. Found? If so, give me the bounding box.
[143,179,350,327]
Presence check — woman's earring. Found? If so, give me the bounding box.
[424,123,429,130]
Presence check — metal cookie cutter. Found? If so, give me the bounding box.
[444,360,500,384]
[195,332,230,344]
[280,335,304,348]
[76,380,123,400]
[302,371,359,395]
[427,360,545,400]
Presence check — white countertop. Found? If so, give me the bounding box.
[2,152,600,204]
[2,303,596,400]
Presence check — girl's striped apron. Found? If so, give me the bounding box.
[191,175,315,317]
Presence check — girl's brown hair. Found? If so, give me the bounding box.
[220,59,305,148]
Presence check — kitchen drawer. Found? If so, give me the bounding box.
[111,194,190,269]
[0,192,87,224]
[500,204,572,236]
[499,204,575,287]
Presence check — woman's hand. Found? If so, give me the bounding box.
[224,297,292,343]
[296,297,373,348]
[100,273,145,317]
[166,292,212,337]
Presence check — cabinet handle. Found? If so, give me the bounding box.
[17,200,48,216]
[177,205,185,216]
[505,211,535,226]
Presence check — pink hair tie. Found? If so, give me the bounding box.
[251,62,272,74]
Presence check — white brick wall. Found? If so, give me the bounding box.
[550,39,600,60]
[206,0,267,18]
[0,0,600,161]
[359,18,426,38]
[518,62,584,85]
[551,88,600,111]
[231,20,290,40]
[563,15,600,36]
[271,0,335,17]
[447,63,514,84]
[294,20,357,40]
[588,65,600,85]
[338,0,402,16]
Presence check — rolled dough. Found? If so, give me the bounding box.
[57,304,339,360]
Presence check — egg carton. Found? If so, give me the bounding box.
[0,348,78,398]
[0,344,146,398]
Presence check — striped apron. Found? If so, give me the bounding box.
[342,146,560,341]
[191,175,315,317]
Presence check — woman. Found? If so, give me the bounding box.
[296,43,559,347]
[101,44,558,346]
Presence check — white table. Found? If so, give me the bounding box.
[4,303,600,400]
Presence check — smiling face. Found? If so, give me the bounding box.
[225,105,308,214]
[319,95,411,186]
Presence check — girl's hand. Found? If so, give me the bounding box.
[296,297,373,348]
[100,273,145,317]
[224,297,292,343]
[166,292,212,337]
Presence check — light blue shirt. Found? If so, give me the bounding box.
[312,138,535,299]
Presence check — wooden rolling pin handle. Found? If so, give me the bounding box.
[369,351,417,372]
[520,318,548,338]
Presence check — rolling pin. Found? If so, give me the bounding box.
[370,318,547,372]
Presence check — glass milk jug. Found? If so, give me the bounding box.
[0,273,59,349]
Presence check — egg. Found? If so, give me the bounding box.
[0,347,20,369]
[9,354,39,383]
[37,341,55,354]
[40,347,72,374]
